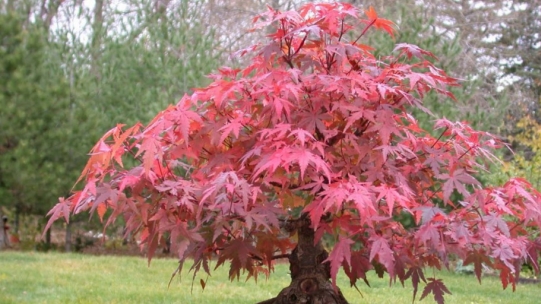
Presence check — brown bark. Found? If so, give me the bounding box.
[90,0,105,80]
[43,0,64,31]
[65,221,72,252]
[13,203,20,234]
[45,227,51,246]
[155,0,171,15]
[0,209,6,249]
[6,0,15,12]
[258,216,348,304]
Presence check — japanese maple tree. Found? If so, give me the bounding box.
[46,3,541,304]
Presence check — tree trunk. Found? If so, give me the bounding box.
[258,216,349,304]
[65,222,72,252]
[45,227,51,247]
[0,209,5,249]
[14,203,20,234]
[42,0,63,31]
[90,0,104,80]
[6,0,15,12]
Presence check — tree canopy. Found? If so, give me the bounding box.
[46,3,541,303]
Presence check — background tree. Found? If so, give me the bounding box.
[487,2,541,187]
[0,0,222,250]
[419,0,541,191]
[47,3,541,304]
[0,10,70,234]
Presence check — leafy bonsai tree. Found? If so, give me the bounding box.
[46,3,541,304]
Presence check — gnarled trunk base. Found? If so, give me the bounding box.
[266,272,348,304]
[258,216,349,304]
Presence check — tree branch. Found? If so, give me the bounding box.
[269,181,299,190]
[326,132,346,146]
[272,253,290,260]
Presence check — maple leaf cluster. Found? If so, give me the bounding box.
[46,2,541,303]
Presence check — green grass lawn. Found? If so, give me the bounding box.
[0,251,539,303]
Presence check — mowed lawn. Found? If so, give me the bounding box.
[0,251,540,303]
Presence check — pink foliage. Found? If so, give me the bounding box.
[46,3,541,303]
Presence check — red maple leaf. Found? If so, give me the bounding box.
[369,235,395,277]
[364,6,395,38]
[438,168,480,201]
[343,250,372,288]
[420,278,452,304]
[394,43,437,60]
[463,250,493,283]
[325,237,354,287]
[405,266,427,302]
